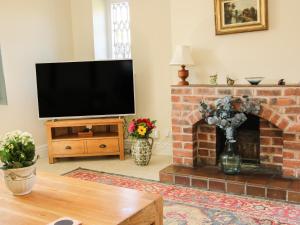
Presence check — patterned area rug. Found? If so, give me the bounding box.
[64,168,300,225]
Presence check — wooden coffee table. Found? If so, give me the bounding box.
[0,172,163,225]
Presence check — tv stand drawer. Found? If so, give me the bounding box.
[52,140,85,155]
[86,139,119,154]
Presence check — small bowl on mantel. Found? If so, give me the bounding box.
[245,77,264,85]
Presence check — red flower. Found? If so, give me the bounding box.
[128,121,136,133]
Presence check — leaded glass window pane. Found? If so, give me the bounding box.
[111,1,131,59]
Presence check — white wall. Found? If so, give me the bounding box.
[70,0,108,61]
[130,0,173,154]
[70,0,95,60]
[0,0,74,146]
[170,0,300,85]
[92,0,108,59]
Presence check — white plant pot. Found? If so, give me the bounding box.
[3,164,36,195]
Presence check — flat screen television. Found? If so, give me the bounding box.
[35,60,135,119]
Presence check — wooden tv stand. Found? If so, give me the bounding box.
[45,118,124,164]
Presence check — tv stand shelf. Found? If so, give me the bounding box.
[45,118,124,164]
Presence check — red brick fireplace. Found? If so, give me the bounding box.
[170,85,300,178]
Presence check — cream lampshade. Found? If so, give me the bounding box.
[170,45,195,86]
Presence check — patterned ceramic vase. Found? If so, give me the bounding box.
[131,138,154,166]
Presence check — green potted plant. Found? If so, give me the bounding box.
[0,130,38,195]
[128,118,156,166]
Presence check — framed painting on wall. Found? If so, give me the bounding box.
[214,0,268,35]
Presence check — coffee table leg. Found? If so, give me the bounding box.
[120,196,163,225]
[154,197,163,225]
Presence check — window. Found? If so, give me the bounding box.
[109,0,131,59]
[0,47,7,105]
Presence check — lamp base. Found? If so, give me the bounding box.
[178,65,189,86]
[178,80,189,86]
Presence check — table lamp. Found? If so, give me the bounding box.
[170,45,195,86]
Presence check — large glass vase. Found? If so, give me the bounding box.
[220,140,241,175]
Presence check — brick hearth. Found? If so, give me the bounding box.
[159,165,300,203]
[170,85,300,178]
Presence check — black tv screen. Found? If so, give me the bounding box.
[35,60,135,119]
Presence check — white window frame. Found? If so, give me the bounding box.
[106,0,131,59]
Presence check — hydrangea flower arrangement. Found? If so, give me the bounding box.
[128,118,156,139]
[0,130,37,169]
[199,96,260,142]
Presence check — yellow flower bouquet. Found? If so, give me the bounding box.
[128,118,156,139]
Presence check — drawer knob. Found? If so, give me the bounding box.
[99,144,107,148]
[65,146,72,150]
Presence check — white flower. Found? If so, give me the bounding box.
[0,130,35,151]
[207,117,216,125]
[220,119,228,127]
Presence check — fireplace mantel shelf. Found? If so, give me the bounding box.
[171,84,300,88]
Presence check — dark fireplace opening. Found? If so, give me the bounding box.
[216,114,260,165]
